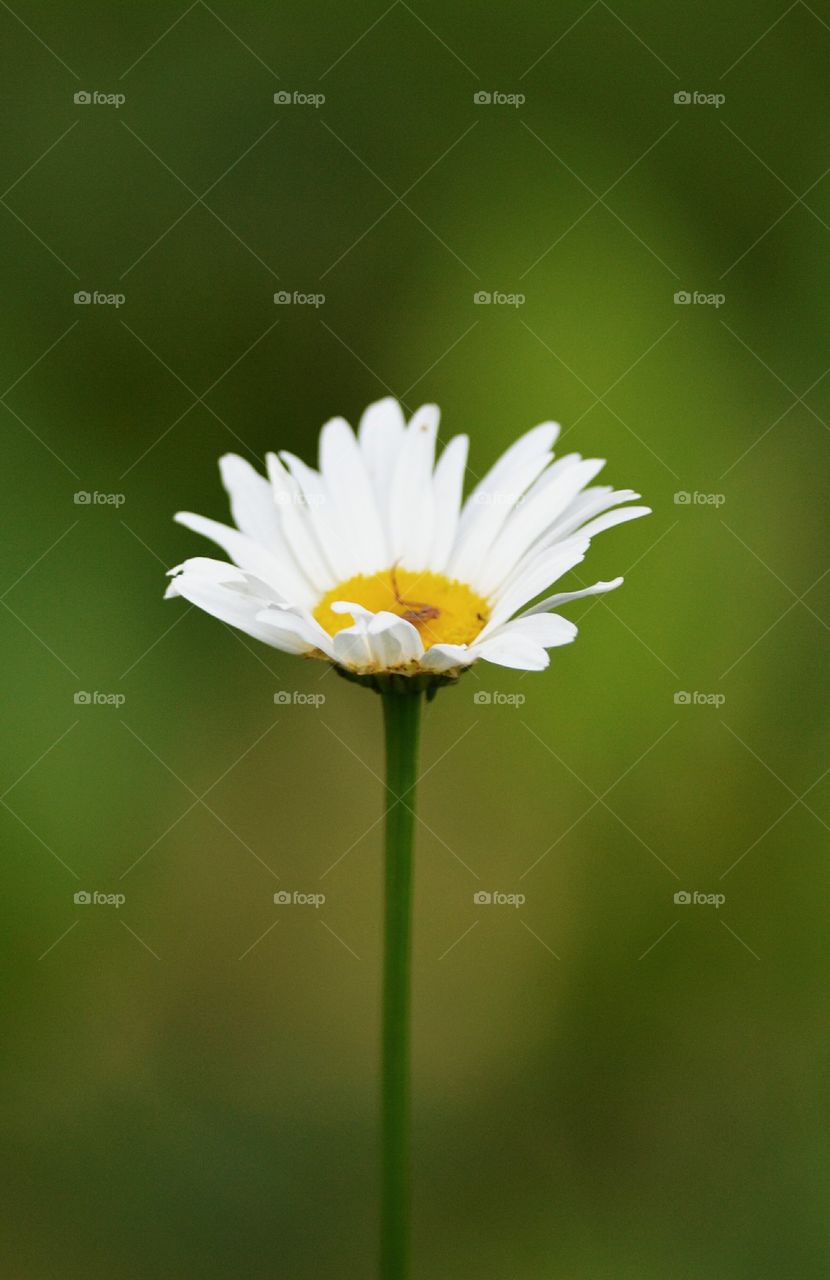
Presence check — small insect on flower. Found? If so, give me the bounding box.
[390,564,442,628]
[165,398,650,684]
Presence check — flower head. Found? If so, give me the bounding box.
[166,399,649,682]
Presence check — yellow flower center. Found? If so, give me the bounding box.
[313,567,490,650]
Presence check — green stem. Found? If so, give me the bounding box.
[380,689,422,1280]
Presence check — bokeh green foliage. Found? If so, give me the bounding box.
[2,1,830,1276]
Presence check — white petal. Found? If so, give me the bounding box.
[448,445,555,585]
[328,604,425,670]
[219,454,282,546]
[173,512,306,603]
[165,555,261,596]
[329,600,374,619]
[318,416,388,572]
[367,611,424,668]
[428,435,469,572]
[332,620,374,670]
[365,620,405,669]
[218,453,318,603]
[498,498,645,593]
[265,452,335,593]
[519,577,623,617]
[541,486,638,542]
[358,397,406,504]
[457,421,559,537]
[256,605,335,658]
[576,505,651,539]
[167,567,292,647]
[279,451,358,580]
[473,634,551,671]
[481,537,590,636]
[474,455,606,594]
[420,643,475,672]
[388,404,440,569]
[484,612,577,648]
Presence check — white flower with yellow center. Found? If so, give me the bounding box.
[165,398,649,682]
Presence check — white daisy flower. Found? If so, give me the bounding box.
[165,398,650,685]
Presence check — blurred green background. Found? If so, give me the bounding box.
[2,1,829,1276]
